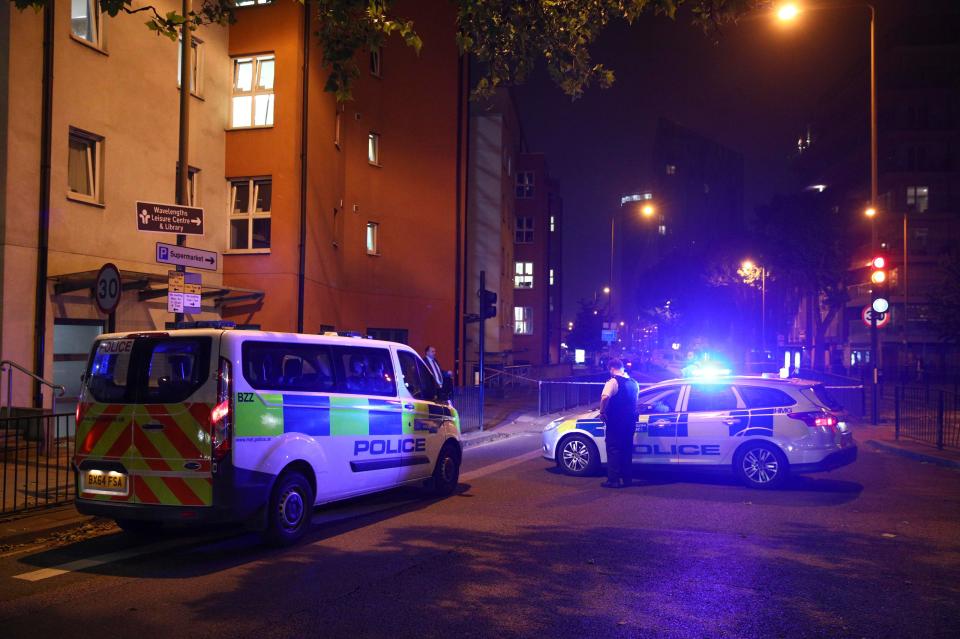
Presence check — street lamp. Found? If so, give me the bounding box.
[739,260,767,351]
[776,3,800,22]
[611,196,658,335]
[641,203,655,218]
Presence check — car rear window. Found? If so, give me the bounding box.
[802,384,843,411]
[86,337,210,403]
[737,385,796,409]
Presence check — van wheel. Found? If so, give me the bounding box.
[114,518,162,537]
[263,470,314,546]
[557,434,600,477]
[431,443,461,497]
[735,442,788,489]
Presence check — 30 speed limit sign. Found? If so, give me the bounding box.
[94,263,122,314]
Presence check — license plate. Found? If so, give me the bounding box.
[83,470,128,495]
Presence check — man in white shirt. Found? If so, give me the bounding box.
[424,345,444,387]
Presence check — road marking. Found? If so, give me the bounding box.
[460,449,544,482]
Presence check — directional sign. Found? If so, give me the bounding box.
[156,242,217,272]
[94,263,121,314]
[168,271,201,314]
[862,305,890,328]
[136,201,204,236]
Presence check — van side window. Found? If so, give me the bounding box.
[331,346,396,397]
[142,339,210,403]
[397,351,436,401]
[737,386,796,409]
[241,341,336,393]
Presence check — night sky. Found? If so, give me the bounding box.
[511,0,945,324]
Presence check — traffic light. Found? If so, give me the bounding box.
[480,289,498,319]
[870,255,888,314]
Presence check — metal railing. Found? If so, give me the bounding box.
[0,359,66,417]
[1,413,75,515]
[450,386,482,433]
[538,381,605,415]
[895,386,960,451]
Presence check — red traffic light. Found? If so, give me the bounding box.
[872,256,886,269]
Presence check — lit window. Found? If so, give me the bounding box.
[516,171,535,198]
[71,0,102,47]
[514,262,533,289]
[666,164,676,175]
[231,55,275,128]
[366,222,380,255]
[234,0,273,6]
[370,48,382,77]
[549,268,555,286]
[658,224,667,236]
[514,307,533,335]
[176,164,201,206]
[549,215,556,232]
[229,177,272,250]
[67,127,103,204]
[515,217,533,243]
[177,37,204,96]
[368,132,380,165]
[906,186,929,213]
[334,111,342,148]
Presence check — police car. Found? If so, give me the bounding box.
[74,325,461,545]
[542,376,856,489]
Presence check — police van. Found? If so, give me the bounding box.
[542,376,857,489]
[74,325,462,544]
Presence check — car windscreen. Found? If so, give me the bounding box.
[85,337,211,404]
[801,384,843,411]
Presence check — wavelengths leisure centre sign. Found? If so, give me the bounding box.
[136,201,204,236]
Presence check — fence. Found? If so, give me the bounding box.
[2,413,75,515]
[895,386,960,451]
[450,386,483,432]
[538,381,605,416]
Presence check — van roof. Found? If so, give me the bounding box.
[94,328,416,351]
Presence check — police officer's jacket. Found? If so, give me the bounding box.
[606,374,639,425]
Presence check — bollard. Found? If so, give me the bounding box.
[895,386,900,440]
[937,390,945,450]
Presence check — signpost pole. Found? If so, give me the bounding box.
[478,270,486,433]
[175,0,192,324]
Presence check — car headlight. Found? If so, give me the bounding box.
[543,419,561,432]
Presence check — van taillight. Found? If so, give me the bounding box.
[788,411,838,429]
[211,357,233,462]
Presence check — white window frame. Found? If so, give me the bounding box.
[516,171,535,198]
[370,48,382,77]
[70,0,105,51]
[368,132,381,165]
[906,186,929,213]
[67,127,104,205]
[176,164,201,206]
[515,217,534,243]
[177,36,205,98]
[514,306,533,335]
[514,261,534,289]
[227,177,272,253]
[230,55,275,129]
[366,222,380,255]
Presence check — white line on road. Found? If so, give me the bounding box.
[460,449,544,482]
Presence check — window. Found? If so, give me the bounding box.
[86,337,211,404]
[638,386,681,414]
[549,268,555,286]
[234,0,273,6]
[334,111,342,148]
[398,351,438,401]
[177,36,204,96]
[514,262,533,289]
[737,386,795,409]
[370,48,382,77]
[516,171,535,198]
[366,328,409,344]
[333,346,396,396]
[229,178,271,250]
[176,164,201,206]
[666,164,677,175]
[366,222,380,255]
[68,128,103,204]
[231,55,275,128]
[550,215,556,232]
[801,385,843,411]
[513,307,533,335]
[368,132,380,165]
[658,224,667,236]
[906,186,929,212]
[515,217,534,243]
[686,385,738,412]
[71,0,102,48]
[241,341,336,393]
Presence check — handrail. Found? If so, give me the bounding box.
[1,359,66,415]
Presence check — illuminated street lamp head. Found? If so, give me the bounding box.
[602,286,611,295]
[777,3,800,21]
[641,204,655,217]
[741,259,755,271]
[865,207,877,218]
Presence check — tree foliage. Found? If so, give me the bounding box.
[566,299,605,352]
[11,0,759,100]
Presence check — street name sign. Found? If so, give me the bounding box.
[167,270,201,313]
[156,242,218,272]
[94,263,122,314]
[137,201,204,235]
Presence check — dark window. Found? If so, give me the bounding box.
[398,351,437,401]
[737,386,796,409]
[332,346,396,397]
[687,385,738,412]
[241,341,336,393]
[802,384,843,411]
[86,337,210,404]
[367,327,409,344]
[637,386,681,414]
[86,339,134,403]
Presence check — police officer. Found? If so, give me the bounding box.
[599,358,639,488]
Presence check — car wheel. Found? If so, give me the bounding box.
[431,442,461,497]
[735,442,788,489]
[114,518,162,536]
[557,434,600,477]
[262,470,314,546]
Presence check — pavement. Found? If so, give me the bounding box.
[850,418,960,468]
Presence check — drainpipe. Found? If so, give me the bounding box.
[32,2,54,409]
[453,53,466,385]
[459,56,472,386]
[296,0,310,333]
